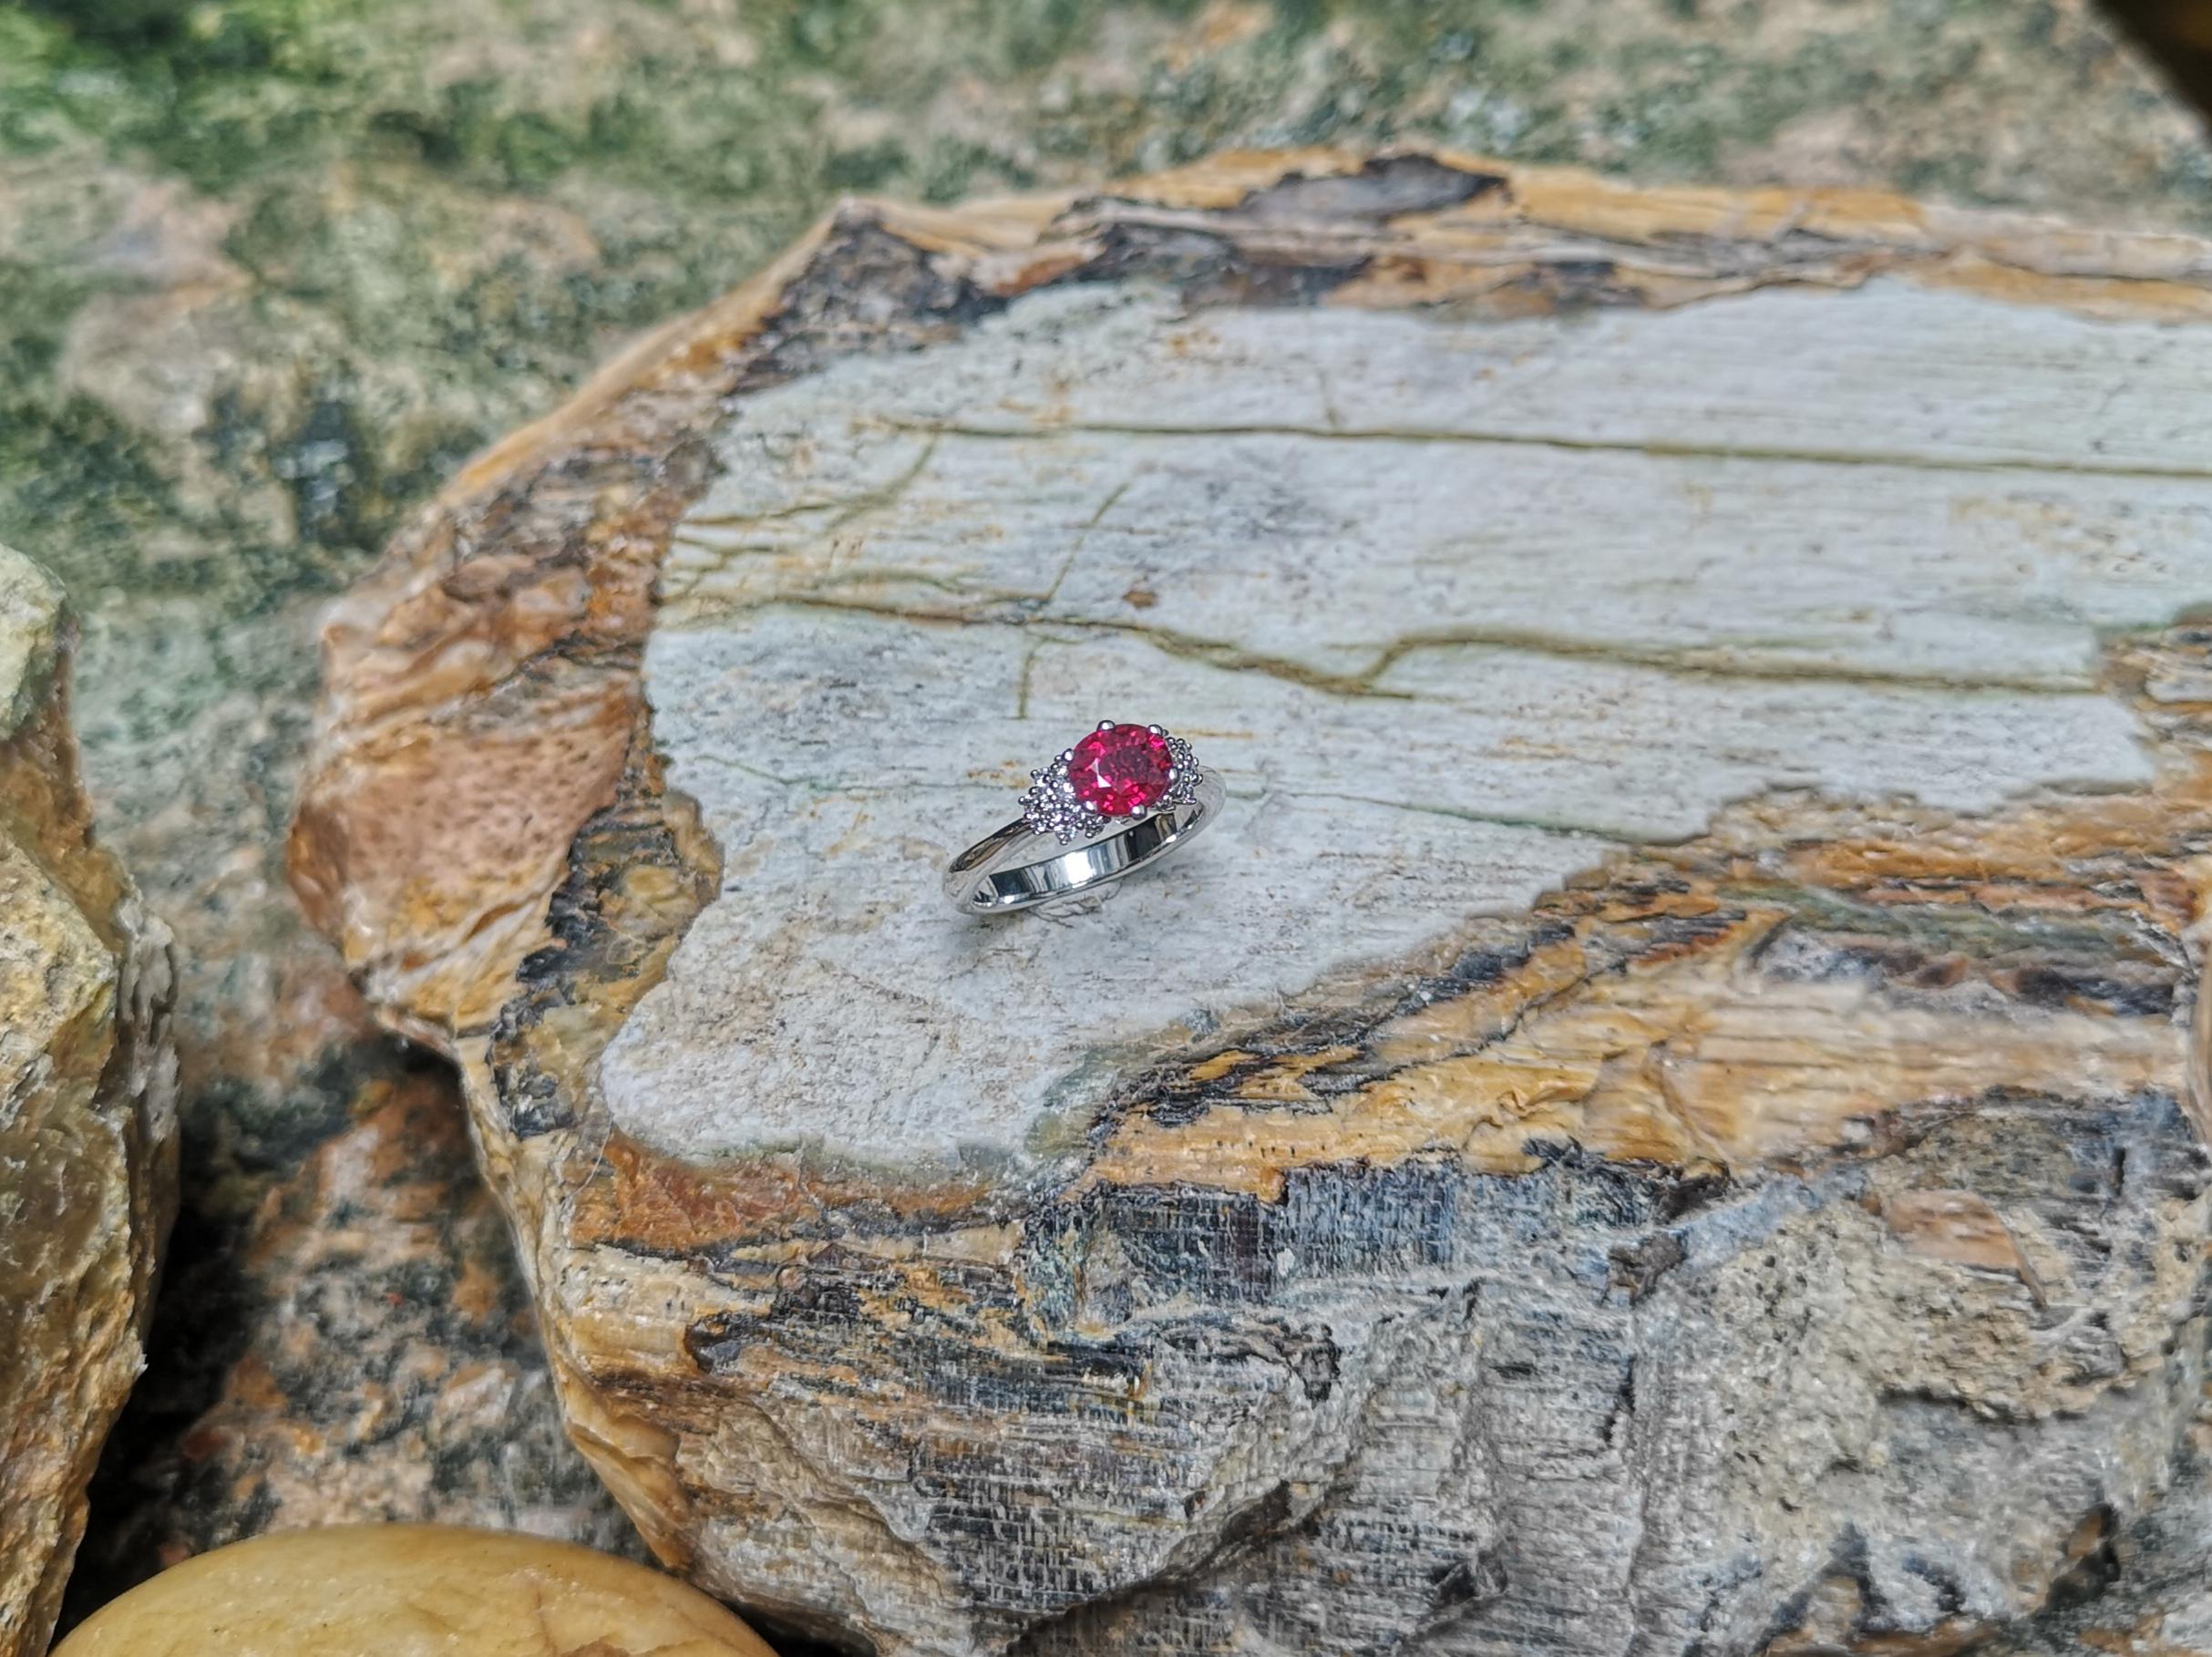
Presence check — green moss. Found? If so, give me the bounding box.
[0,387,184,592]
[0,0,2200,654]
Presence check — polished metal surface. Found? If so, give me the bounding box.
[944,767,1225,915]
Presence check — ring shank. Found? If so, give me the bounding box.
[944,769,1225,914]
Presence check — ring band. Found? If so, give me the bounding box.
[944,721,1223,915]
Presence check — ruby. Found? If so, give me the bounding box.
[1068,723,1172,817]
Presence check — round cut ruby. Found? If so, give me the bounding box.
[1069,723,1172,817]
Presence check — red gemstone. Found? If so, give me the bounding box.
[1068,723,1172,817]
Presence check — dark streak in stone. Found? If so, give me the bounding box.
[1235,154,1508,223]
[1610,1232,1686,1301]
[1065,222,1371,308]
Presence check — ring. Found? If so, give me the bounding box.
[944,720,1225,915]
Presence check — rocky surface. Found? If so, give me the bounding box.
[64,1047,643,1604]
[0,545,178,1657]
[291,152,2212,1656]
[53,1525,775,1656]
[1983,1382,2212,1657]
[5,0,2205,1642]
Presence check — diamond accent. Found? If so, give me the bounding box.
[1020,722,1200,844]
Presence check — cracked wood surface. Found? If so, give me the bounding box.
[291,151,2212,1656]
[610,278,2208,1169]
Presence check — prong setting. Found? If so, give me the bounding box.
[1021,721,1200,843]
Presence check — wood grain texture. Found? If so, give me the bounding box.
[0,545,178,1657]
[292,151,2212,1656]
[610,277,2208,1169]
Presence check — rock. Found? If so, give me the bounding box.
[1984,1384,2212,1657]
[65,1049,644,1608]
[293,151,2212,1656]
[50,1524,774,1656]
[10,0,2204,1615]
[0,546,178,1657]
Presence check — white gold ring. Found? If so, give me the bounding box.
[944,720,1224,915]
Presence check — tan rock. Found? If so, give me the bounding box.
[68,1055,643,1591]
[51,1525,773,1656]
[0,545,178,1657]
[293,152,2212,1655]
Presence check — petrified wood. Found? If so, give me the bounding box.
[292,150,2212,1656]
[0,545,178,1657]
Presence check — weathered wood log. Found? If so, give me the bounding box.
[0,545,178,1657]
[292,150,2212,1656]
